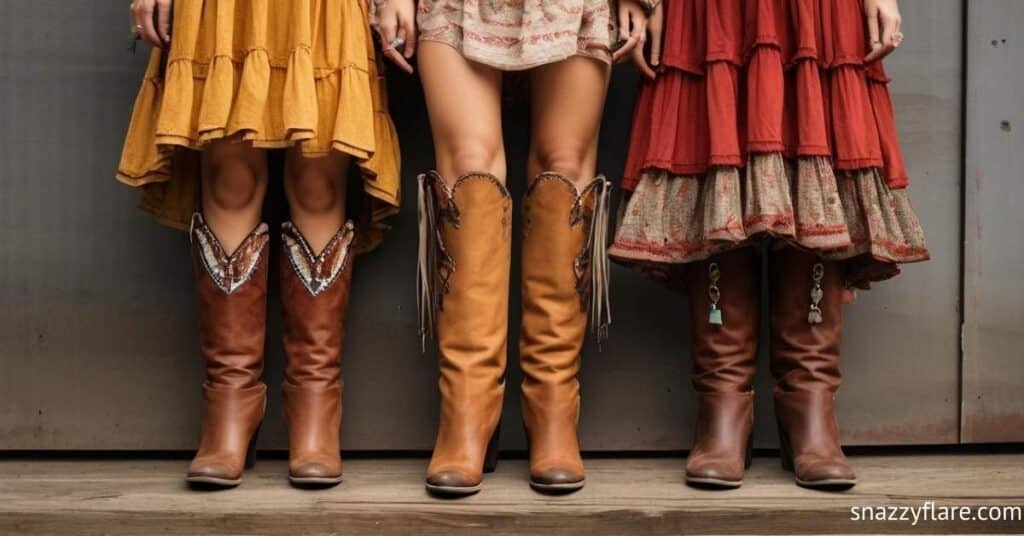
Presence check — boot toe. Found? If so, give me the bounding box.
[685,461,743,487]
[530,468,585,493]
[186,461,242,486]
[795,457,857,487]
[289,461,343,485]
[426,470,482,494]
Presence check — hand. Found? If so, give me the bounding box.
[864,0,903,62]
[375,0,417,74]
[612,0,649,67]
[631,1,663,79]
[131,0,173,49]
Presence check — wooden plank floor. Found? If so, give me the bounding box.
[1,454,1022,535]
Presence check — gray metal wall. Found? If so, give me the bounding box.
[0,0,1011,451]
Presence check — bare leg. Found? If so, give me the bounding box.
[418,41,510,496]
[284,148,349,253]
[518,56,611,494]
[418,41,505,185]
[200,139,269,252]
[528,56,611,189]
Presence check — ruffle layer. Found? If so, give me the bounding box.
[623,0,908,191]
[609,154,930,289]
[116,0,400,252]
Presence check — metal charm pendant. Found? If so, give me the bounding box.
[808,262,825,325]
[708,262,723,326]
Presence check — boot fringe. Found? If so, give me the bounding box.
[581,178,613,346]
[417,172,455,353]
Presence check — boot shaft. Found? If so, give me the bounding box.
[190,213,269,389]
[770,247,844,393]
[279,220,355,388]
[686,247,760,393]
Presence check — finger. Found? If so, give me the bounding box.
[632,44,656,79]
[133,1,162,48]
[880,13,896,48]
[618,4,630,42]
[864,41,894,62]
[156,0,172,44]
[612,31,640,63]
[865,5,881,51]
[649,18,662,66]
[378,17,398,47]
[384,48,414,74]
[401,15,417,59]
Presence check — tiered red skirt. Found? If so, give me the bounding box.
[608,0,929,288]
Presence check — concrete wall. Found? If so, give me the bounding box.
[0,0,1010,451]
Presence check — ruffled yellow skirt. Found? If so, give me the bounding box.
[117,0,400,251]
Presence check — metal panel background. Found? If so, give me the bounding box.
[0,0,963,450]
[962,0,1024,443]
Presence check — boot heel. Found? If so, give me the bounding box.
[483,421,501,473]
[245,425,261,469]
[744,435,754,469]
[777,421,794,471]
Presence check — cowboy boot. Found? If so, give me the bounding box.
[279,221,356,487]
[519,173,611,493]
[771,247,857,489]
[419,171,511,496]
[684,247,759,488]
[186,213,269,488]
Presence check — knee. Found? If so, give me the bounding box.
[531,147,593,185]
[287,164,341,214]
[440,141,505,182]
[205,158,264,211]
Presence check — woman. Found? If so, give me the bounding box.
[610,0,928,489]
[119,0,400,488]
[375,0,657,495]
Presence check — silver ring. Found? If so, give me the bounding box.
[390,37,406,49]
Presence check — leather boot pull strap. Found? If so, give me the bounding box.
[586,178,613,347]
[808,262,825,325]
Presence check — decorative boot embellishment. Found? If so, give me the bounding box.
[279,221,356,487]
[707,262,723,326]
[808,262,825,325]
[186,213,269,488]
[419,171,511,496]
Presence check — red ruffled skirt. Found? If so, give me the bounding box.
[608,0,929,289]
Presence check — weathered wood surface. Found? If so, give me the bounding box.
[1,455,1021,535]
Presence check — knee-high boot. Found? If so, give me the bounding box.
[419,171,511,495]
[186,213,269,488]
[684,247,759,488]
[279,221,356,486]
[771,247,856,489]
[519,173,611,493]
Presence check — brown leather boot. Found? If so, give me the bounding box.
[771,247,857,489]
[279,221,356,487]
[418,172,511,496]
[684,247,759,488]
[519,173,611,493]
[186,213,269,488]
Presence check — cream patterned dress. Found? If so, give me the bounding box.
[415,0,654,71]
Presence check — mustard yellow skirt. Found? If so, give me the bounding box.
[117,0,400,251]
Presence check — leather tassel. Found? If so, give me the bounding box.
[586,178,613,347]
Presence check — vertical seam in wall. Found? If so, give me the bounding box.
[956,0,970,445]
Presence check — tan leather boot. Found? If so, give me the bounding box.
[771,247,856,489]
[519,173,611,493]
[186,213,269,488]
[279,221,356,487]
[684,247,759,488]
[419,171,511,496]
